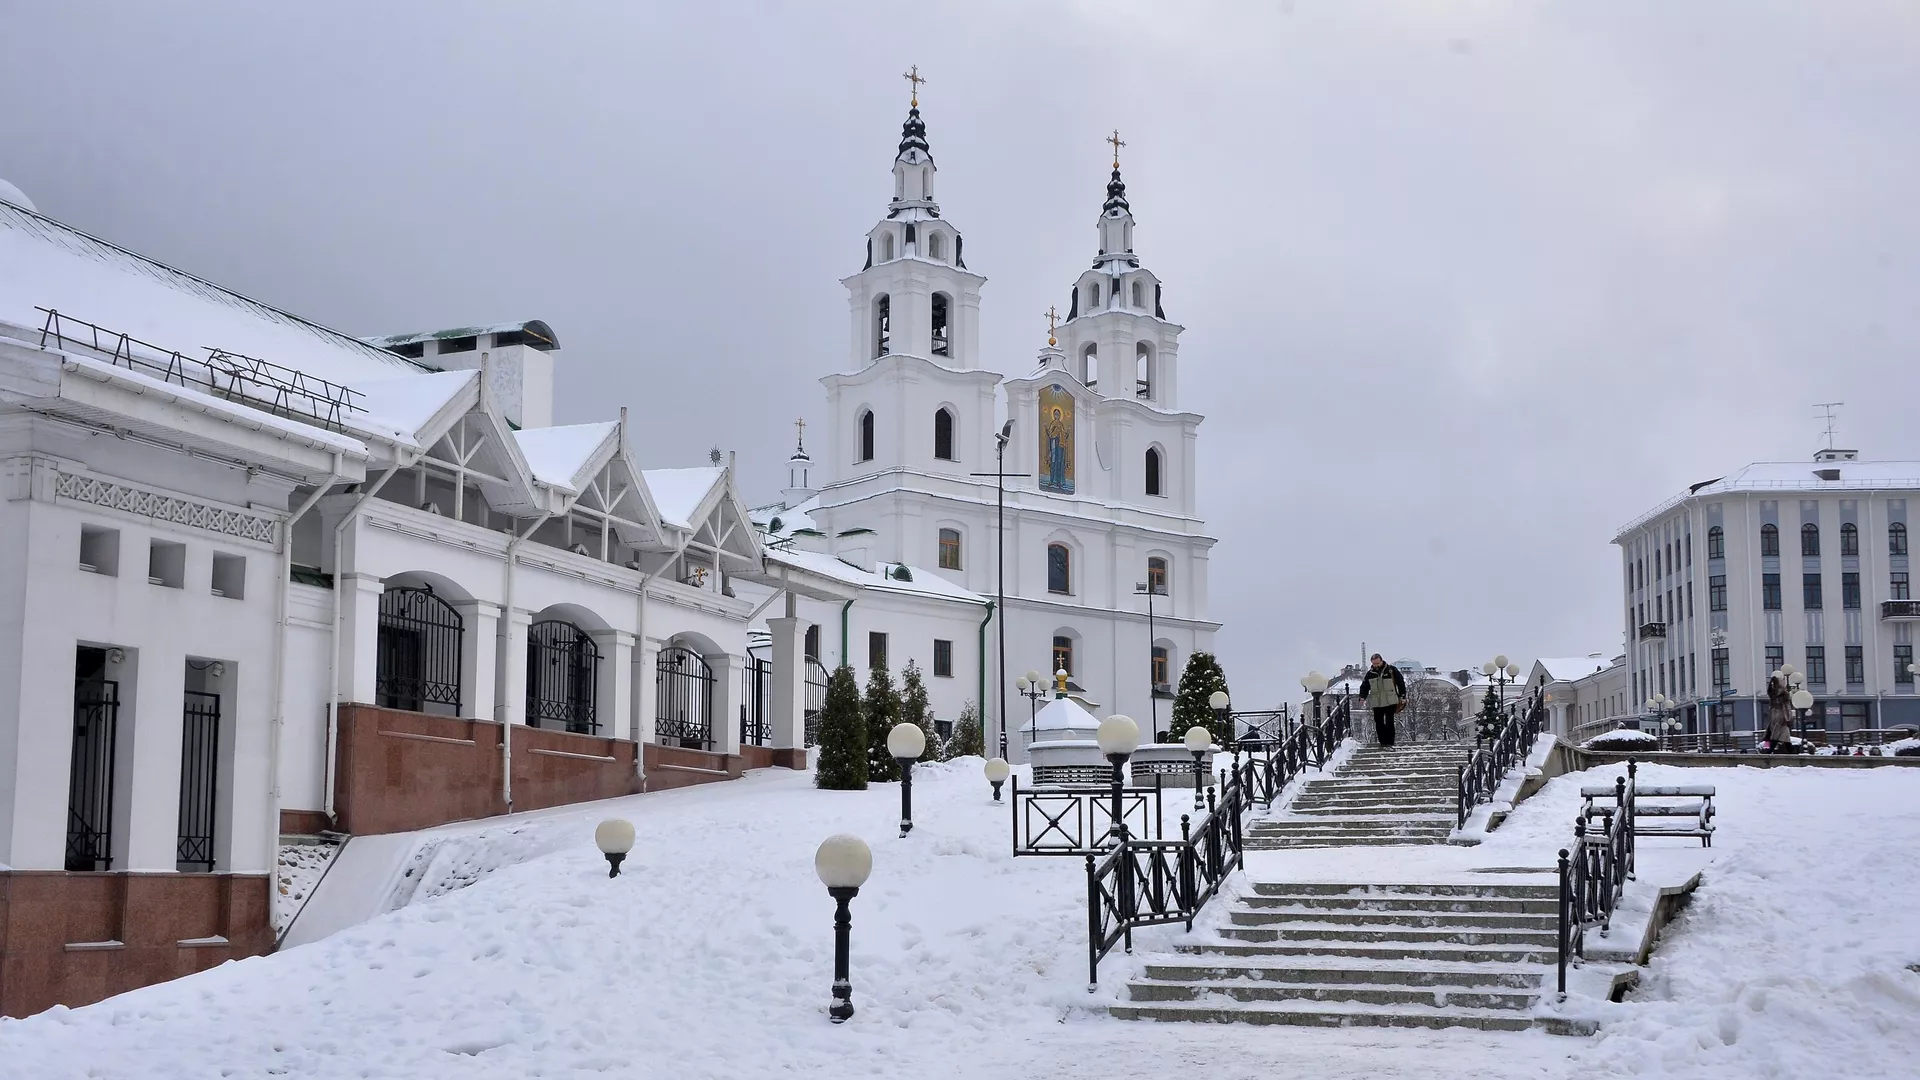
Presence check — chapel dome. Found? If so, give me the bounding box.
[0,178,35,213]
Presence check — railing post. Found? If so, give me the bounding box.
[1085,853,1101,991]
[1179,815,1197,925]
[1557,847,1571,997]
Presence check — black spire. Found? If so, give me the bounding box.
[897,106,930,161]
[1102,167,1130,215]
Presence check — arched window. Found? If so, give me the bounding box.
[931,292,951,357]
[1146,556,1168,595]
[933,407,955,460]
[1761,524,1779,557]
[879,233,895,262]
[873,294,891,358]
[858,409,875,462]
[655,645,715,750]
[1052,634,1074,677]
[927,232,945,261]
[1080,343,1097,388]
[1088,283,1101,308]
[1802,523,1820,556]
[526,620,599,734]
[1145,447,1164,497]
[1047,543,1071,594]
[376,585,463,714]
[804,624,821,661]
[1707,526,1724,560]
[938,527,962,570]
[1151,644,1169,689]
[1131,280,1145,308]
[1135,341,1152,399]
[1842,522,1860,556]
[1894,522,1909,557]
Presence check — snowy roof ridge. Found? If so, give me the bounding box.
[365,321,559,350]
[1616,457,1920,538]
[643,466,727,531]
[515,421,620,489]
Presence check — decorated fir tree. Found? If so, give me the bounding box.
[943,700,985,760]
[813,665,868,790]
[1172,651,1233,748]
[1476,686,1502,742]
[899,659,939,762]
[863,664,904,782]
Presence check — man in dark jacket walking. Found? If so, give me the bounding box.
[1358,654,1407,747]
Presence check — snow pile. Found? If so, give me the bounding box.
[272,841,339,934]
[1891,737,1920,757]
[1584,728,1658,751]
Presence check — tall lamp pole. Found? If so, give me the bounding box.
[1135,579,1167,738]
[972,421,1019,760]
[1015,669,1045,744]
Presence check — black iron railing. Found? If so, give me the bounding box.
[655,646,714,750]
[376,585,463,713]
[67,678,120,872]
[1011,775,1165,856]
[801,657,828,748]
[177,690,221,872]
[1234,696,1353,808]
[1556,763,1638,995]
[1456,691,1545,828]
[1086,766,1249,988]
[526,620,598,734]
[741,655,771,746]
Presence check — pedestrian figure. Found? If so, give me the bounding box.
[1359,653,1407,748]
[1765,673,1794,754]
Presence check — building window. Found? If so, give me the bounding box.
[1801,523,1820,556]
[1766,644,1785,676]
[1762,573,1781,610]
[804,624,820,661]
[1761,524,1779,557]
[1711,648,1729,691]
[1894,572,1911,601]
[874,295,890,358]
[79,525,120,576]
[1842,701,1869,730]
[1132,280,1145,307]
[1842,522,1859,556]
[1151,645,1169,688]
[376,586,464,713]
[1146,556,1168,595]
[928,232,946,261]
[1897,644,1914,685]
[931,292,951,356]
[933,407,955,460]
[868,631,888,672]
[1088,283,1100,308]
[1805,646,1826,687]
[1803,573,1823,610]
[938,528,962,570]
[1846,646,1865,686]
[1686,581,1694,618]
[1053,634,1074,677]
[1708,526,1724,559]
[526,620,600,734]
[1047,543,1071,594]
[933,638,953,678]
[1893,522,1909,557]
[1144,447,1163,496]
[1843,572,1861,609]
[858,409,875,462]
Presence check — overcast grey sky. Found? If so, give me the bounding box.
[5,1,1918,705]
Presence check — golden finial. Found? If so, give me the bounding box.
[1107,129,1126,169]
[1054,668,1069,695]
[903,65,926,108]
[1045,306,1059,346]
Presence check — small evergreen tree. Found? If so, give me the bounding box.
[813,665,868,790]
[943,700,984,760]
[864,664,903,782]
[1476,686,1502,742]
[898,659,939,762]
[1172,651,1233,748]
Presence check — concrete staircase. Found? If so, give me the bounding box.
[1245,743,1465,850]
[1111,881,1587,1033]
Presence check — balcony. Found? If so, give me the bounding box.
[1881,600,1920,620]
[1637,621,1668,640]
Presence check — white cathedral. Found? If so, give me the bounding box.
[746,93,1220,751]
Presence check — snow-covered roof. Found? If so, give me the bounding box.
[1534,656,1612,683]
[0,201,426,391]
[346,370,477,447]
[1028,694,1101,739]
[750,494,820,541]
[1618,457,1920,538]
[514,422,619,489]
[364,320,559,352]
[870,563,988,605]
[643,467,726,530]
[0,179,34,213]
[755,548,987,606]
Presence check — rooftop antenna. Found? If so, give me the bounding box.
[1814,402,1843,450]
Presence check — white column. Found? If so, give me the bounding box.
[768,615,806,751]
[122,646,186,871]
[337,573,384,703]
[710,651,744,757]
[454,600,500,721]
[498,608,532,725]
[594,630,635,740]
[635,637,662,744]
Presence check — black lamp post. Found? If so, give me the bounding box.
[1183,725,1211,811]
[983,756,1010,801]
[1015,669,1046,744]
[814,834,873,1024]
[971,421,1018,763]
[1096,714,1141,843]
[594,818,634,878]
[887,723,926,837]
[1135,579,1167,736]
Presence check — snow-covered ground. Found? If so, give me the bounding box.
[273,840,341,935]
[2,756,1917,1079]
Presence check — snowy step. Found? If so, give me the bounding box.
[1250,882,1560,899]
[1108,999,1592,1035]
[1231,906,1559,929]
[1241,895,1558,915]
[1125,979,1540,1010]
[1245,836,1455,849]
[1179,941,1558,964]
[1139,960,1546,989]
[1219,924,1557,947]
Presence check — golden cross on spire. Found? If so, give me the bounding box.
[903,65,926,108]
[1107,129,1126,169]
[794,416,807,448]
[1045,306,1060,346]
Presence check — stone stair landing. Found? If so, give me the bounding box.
[1245,744,1465,850]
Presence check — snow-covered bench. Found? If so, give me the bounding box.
[1581,783,1717,847]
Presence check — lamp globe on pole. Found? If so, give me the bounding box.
[887,723,927,837]
[814,834,873,1024]
[983,756,1011,802]
[1096,714,1141,842]
[594,818,635,878]
[1301,671,1329,725]
[1183,725,1212,810]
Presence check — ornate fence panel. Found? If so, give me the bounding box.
[1456,692,1544,828]
[176,690,221,872]
[67,678,120,872]
[742,655,771,746]
[802,658,829,747]
[376,585,463,713]
[526,620,599,734]
[1011,776,1163,856]
[656,646,715,750]
[1556,763,1638,995]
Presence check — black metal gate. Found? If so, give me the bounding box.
[527,620,599,734]
[376,585,463,713]
[803,658,829,747]
[177,690,220,872]
[742,655,770,746]
[656,646,714,750]
[67,673,119,872]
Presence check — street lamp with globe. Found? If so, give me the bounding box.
[594,818,635,878]
[1183,725,1211,811]
[1790,688,1815,747]
[814,834,873,1024]
[1096,714,1141,844]
[887,723,926,837]
[1301,671,1329,726]
[983,756,1011,801]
